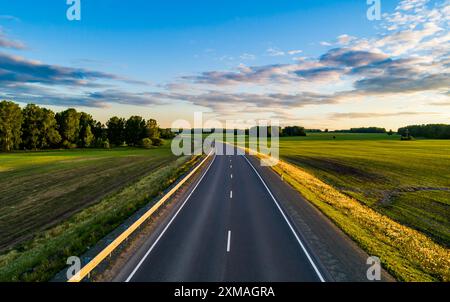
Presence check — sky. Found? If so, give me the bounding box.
[0,0,448,129]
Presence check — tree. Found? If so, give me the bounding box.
[160,128,176,139]
[56,108,80,148]
[141,138,153,149]
[107,116,125,146]
[125,116,146,146]
[350,127,386,133]
[79,112,95,147]
[21,104,42,150]
[282,126,306,137]
[151,137,164,146]
[42,109,62,148]
[388,129,394,136]
[92,121,106,141]
[145,119,160,139]
[0,101,22,152]
[80,124,94,147]
[398,124,450,139]
[22,104,61,149]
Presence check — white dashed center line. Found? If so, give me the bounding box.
[227,230,231,252]
[230,190,233,199]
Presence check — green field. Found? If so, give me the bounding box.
[0,144,200,281]
[277,133,450,246]
[0,146,178,252]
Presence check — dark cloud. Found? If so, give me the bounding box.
[294,67,343,80]
[181,64,295,85]
[354,73,450,93]
[88,90,170,106]
[320,48,389,67]
[0,52,120,86]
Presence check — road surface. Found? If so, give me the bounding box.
[116,143,393,282]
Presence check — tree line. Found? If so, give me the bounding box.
[0,101,174,152]
[245,126,307,137]
[333,127,387,133]
[398,124,450,139]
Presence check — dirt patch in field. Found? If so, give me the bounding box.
[379,187,450,206]
[284,156,386,182]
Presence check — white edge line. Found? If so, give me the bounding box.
[227,230,231,252]
[125,154,217,282]
[243,155,326,282]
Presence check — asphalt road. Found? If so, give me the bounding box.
[122,143,323,282]
[119,143,393,282]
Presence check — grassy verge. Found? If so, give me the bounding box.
[0,154,199,281]
[252,149,450,281]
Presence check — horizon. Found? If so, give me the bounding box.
[0,0,449,129]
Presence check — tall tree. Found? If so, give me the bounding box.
[80,124,94,147]
[144,119,160,139]
[107,116,125,146]
[0,101,23,152]
[21,104,42,150]
[41,108,61,148]
[92,121,106,140]
[22,105,62,150]
[78,112,95,147]
[56,108,80,148]
[125,116,146,146]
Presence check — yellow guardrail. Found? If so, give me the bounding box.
[68,151,214,282]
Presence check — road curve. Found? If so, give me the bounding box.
[124,143,323,282]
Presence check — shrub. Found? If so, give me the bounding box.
[141,138,153,149]
[151,137,164,146]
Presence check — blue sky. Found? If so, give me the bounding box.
[0,0,448,129]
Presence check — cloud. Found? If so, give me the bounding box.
[240,53,256,60]
[0,52,139,87]
[320,48,389,67]
[1,0,449,122]
[87,90,171,106]
[294,66,343,81]
[0,30,26,50]
[354,73,450,94]
[287,50,303,55]
[266,48,303,57]
[266,48,285,57]
[181,63,298,85]
[329,111,438,119]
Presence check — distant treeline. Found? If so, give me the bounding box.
[0,101,175,152]
[333,127,387,133]
[398,124,450,139]
[247,126,307,137]
[198,126,308,137]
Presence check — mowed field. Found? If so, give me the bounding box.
[278,133,450,246]
[0,146,177,252]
